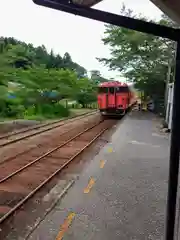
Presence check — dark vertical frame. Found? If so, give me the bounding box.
[165,41,180,240]
[32,1,180,238]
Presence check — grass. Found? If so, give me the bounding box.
[23,114,46,121]
[70,108,95,116]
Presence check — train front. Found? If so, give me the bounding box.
[97,81,131,116]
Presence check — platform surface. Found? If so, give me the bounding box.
[28,112,170,240]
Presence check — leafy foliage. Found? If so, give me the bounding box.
[0,37,99,119]
[97,5,177,102]
[75,78,97,107]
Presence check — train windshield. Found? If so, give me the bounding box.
[116,86,129,93]
[98,87,108,93]
[98,86,129,93]
[98,87,115,94]
[109,87,115,94]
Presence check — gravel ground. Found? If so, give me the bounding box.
[0,109,95,134]
[0,119,41,134]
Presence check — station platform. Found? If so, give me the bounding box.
[28,111,170,240]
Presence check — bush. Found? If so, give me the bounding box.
[31,103,70,119]
[23,105,37,119]
[76,92,96,108]
[0,98,25,118]
[53,103,70,117]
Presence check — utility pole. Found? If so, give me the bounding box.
[164,61,172,117]
[165,62,171,105]
[164,42,176,118]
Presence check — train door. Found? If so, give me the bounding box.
[108,87,116,108]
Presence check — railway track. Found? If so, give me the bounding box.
[0,111,97,147]
[0,118,116,225]
[0,115,101,166]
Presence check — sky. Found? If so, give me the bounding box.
[0,0,163,79]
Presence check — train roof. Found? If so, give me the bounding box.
[98,81,129,87]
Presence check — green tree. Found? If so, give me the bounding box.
[97,5,177,104]
[0,36,101,119]
[75,77,97,107]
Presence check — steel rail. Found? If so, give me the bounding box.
[0,120,104,184]
[0,116,100,166]
[0,120,112,224]
[0,111,97,147]
[0,110,97,140]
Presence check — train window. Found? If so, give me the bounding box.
[116,87,129,93]
[98,87,108,93]
[109,87,115,94]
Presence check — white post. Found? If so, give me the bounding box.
[169,83,174,130]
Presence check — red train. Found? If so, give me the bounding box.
[97,81,137,116]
